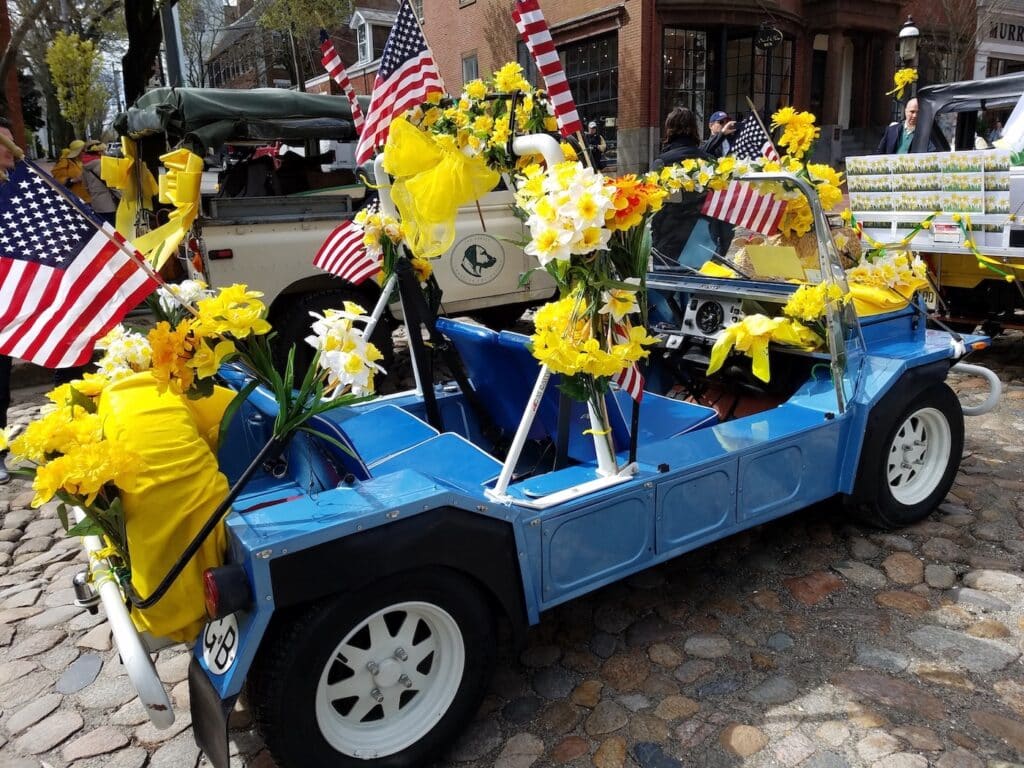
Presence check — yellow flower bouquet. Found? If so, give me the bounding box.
[10,281,384,572]
[514,159,662,423]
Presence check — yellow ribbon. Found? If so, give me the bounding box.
[698,260,737,278]
[707,315,821,383]
[101,138,159,237]
[132,148,204,270]
[848,280,928,316]
[382,117,499,259]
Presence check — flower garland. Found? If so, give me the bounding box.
[842,209,1023,282]
[652,109,844,239]
[403,62,568,174]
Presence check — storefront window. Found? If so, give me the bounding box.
[662,27,794,132]
[562,33,619,163]
[662,29,711,131]
[987,56,1024,77]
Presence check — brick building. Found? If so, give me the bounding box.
[213,1,1024,169]
[421,0,916,171]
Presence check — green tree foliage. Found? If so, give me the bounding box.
[45,31,109,137]
[258,0,353,38]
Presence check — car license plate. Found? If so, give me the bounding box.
[921,289,937,310]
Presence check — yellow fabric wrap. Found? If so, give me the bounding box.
[98,372,233,643]
[382,117,499,258]
[132,148,204,270]
[707,315,821,383]
[698,260,738,278]
[102,138,159,238]
[848,279,927,317]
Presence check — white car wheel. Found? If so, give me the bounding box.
[315,601,466,760]
[886,406,952,507]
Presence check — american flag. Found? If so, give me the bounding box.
[612,323,644,403]
[313,219,381,285]
[0,161,157,368]
[731,115,780,161]
[353,0,445,166]
[701,116,785,235]
[320,29,365,135]
[512,0,582,137]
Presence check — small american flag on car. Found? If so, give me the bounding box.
[313,219,381,285]
[354,0,445,165]
[701,117,785,235]
[0,161,157,368]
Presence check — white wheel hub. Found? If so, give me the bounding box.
[315,601,465,759]
[886,406,951,506]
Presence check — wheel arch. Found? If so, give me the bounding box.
[266,508,529,644]
[267,275,384,323]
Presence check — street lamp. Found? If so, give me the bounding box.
[898,16,920,66]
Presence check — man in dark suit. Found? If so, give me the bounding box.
[877,98,919,154]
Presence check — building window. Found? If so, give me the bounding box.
[462,54,479,84]
[662,27,794,133]
[662,29,710,130]
[517,41,539,86]
[356,23,370,63]
[562,32,619,160]
[411,0,423,18]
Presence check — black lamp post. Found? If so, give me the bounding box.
[898,16,920,94]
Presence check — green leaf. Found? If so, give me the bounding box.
[68,386,97,414]
[56,503,69,532]
[297,425,358,458]
[218,380,259,450]
[66,517,105,538]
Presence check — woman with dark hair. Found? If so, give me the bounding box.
[650,107,714,267]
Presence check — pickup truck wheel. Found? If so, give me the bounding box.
[252,569,495,768]
[273,289,394,381]
[850,383,963,528]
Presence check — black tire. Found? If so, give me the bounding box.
[848,382,963,528]
[272,289,395,382]
[469,303,528,330]
[251,568,496,768]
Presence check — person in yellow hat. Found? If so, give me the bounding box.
[51,139,91,203]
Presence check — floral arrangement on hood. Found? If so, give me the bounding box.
[514,159,663,405]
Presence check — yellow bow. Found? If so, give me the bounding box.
[132,148,204,270]
[101,138,159,237]
[707,315,821,383]
[848,280,928,317]
[382,117,499,259]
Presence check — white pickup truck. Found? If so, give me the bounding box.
[117,87,556,368]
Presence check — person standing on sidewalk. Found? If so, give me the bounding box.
[83,143,118,226]
[0,117,16,484]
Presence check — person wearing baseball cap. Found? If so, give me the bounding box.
[52,139,91,203]
[703,110,737,158]
[585,120,607,170]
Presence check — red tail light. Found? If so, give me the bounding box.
[208,248,233,260]
[203,565,252,619]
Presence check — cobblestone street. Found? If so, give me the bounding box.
[1,335,1022,768]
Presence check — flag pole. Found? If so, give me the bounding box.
[0,132,170,292]
[744,96,780,158]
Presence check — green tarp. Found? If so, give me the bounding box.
[114,87,371,154]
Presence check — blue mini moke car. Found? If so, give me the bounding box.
[180,173,992,768]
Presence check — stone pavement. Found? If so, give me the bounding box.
[0,335,1023,768]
